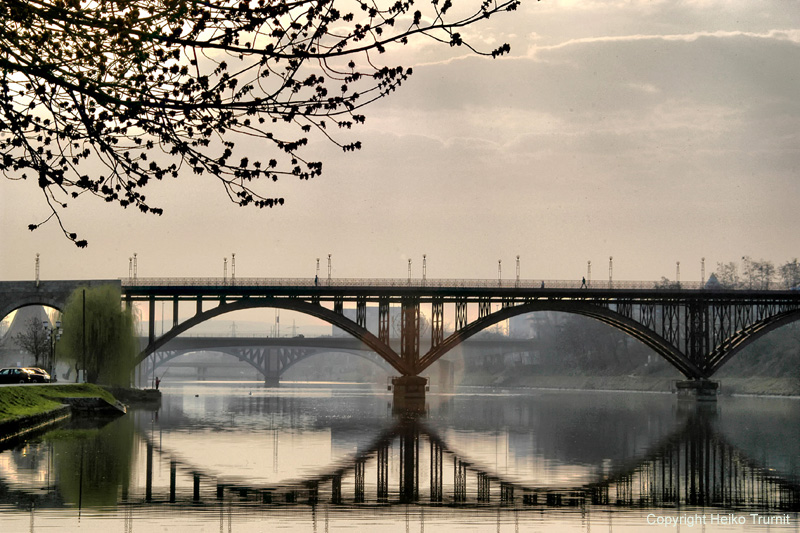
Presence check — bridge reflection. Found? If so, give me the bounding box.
[1,407,798,516]
[134,408,800,512]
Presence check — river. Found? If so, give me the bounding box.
[0,382,798,532]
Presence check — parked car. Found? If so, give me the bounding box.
[0,367,41,384]
[23,367,52,383]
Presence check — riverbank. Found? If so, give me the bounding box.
[458,373,800,397]
[0,384,126,444]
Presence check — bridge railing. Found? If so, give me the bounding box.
[121,277,715,290]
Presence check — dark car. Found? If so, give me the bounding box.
[0,367,45,384]
[23,367,52,383]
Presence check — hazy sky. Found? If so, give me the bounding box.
[2,0,799,284]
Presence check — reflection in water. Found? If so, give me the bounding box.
[0,385,798,531]
[136,406,800,512]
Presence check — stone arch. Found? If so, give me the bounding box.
[0,299,64,324]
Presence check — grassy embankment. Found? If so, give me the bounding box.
[0,384,117,424]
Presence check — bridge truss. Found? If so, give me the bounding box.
[123,278,800,381]
[144,340,394,384]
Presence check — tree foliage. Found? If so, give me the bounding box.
[13,316,51,366]
[58,284,138,385]
[0,0,519,246]
[712,258,798,289]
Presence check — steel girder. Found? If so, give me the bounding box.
[133,289,800,381]
[136,298,409,375]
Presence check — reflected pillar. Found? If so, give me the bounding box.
[169,461,176,503]
[399,420,419,503]
[145,442,153,502]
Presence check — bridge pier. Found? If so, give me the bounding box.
[264,376,280,387]
[675,379,719,401]
[391,376,427,412]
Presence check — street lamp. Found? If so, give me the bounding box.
[701,257,706,286]
[609,256,613,288]
[587,260,592,287]
[43,319,62,381]
[498,260,502,286]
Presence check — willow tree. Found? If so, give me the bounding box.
[59,284,138,385]
[1,0,519,246]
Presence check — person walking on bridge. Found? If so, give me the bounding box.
[581,277,587,288]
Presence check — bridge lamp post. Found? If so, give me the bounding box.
[609,256,613,288]
[701,257,706,285]
[516,256,520,287]
[223,257,228,285]
[498,260,502,286]
[408,259,412,284]
[587,260,592,287]
[423,255,427,285]
[327,254,332,285]
[133,253,138,281]
[231,253,236,285]
[676,261,681,286]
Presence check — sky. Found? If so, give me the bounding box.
[2,0,800,286]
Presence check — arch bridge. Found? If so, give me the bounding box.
[123,277,800,395]
[4,278,799,397]
[143,336,534,385]
[144,336,395,385]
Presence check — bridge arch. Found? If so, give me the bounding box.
[147,346,393,380]
[418,301,704,379]
[279,349,394,376]
[705,308,800,375]
[0,300,64,324]
[136,298,409,374]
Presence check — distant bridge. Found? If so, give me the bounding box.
[2,278,800,387]
[142,335,534,384]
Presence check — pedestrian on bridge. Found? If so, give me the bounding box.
[581,277,587,288]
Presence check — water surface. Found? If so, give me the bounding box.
[1,382,798,532]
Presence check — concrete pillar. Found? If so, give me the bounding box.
[675,380,719,401]
[392,376,427,412]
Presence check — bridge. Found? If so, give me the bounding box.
[3,277,800,401]
[142,335,534,386]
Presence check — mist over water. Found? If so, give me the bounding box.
[1,382,798,532]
